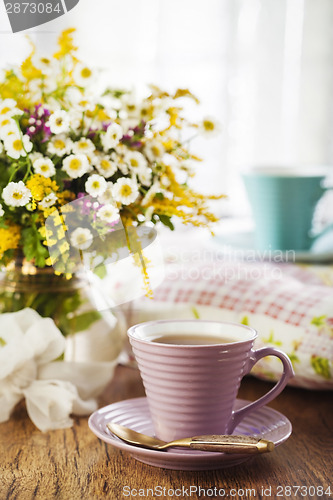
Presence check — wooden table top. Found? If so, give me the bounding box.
[1,365,332,500]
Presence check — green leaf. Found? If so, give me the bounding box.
[311,356,331,379]
[262,330,282,346]
[0,337,6,347]
[55,169,68,189]
[159,215,174,231]
[287,353,300,364]
[191,306,200,319]
[311,315,327,327]
[68,311,101,334]
[240,316,249,326]
[22,225,48,267]
[93,264,107,280]
[155,192,165,200]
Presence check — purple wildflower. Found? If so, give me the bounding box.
[121,120,146,149]
[26,104,52,142]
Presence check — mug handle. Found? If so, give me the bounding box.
[311,182,333,242]
[227,347,294,434]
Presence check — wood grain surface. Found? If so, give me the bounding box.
[0,365,332,500]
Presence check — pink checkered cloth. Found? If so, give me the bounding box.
[132,254,333,390]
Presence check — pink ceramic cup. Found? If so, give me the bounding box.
[128,320,294,442]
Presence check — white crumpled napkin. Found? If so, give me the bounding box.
[0,308,117,431]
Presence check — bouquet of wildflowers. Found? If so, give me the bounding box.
[0,28,222,273]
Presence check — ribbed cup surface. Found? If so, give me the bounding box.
[242,172,325,250]
[129,321,256,441]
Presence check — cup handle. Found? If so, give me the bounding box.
[311,222,333,242]
[311,183,333,241]
[227,347,295,434]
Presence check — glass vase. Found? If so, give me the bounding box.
[0,257,126,364]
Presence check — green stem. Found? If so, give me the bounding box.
[22,158,32,182]
[182,133,199,145]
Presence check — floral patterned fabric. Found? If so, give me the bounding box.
[129,253,333,390]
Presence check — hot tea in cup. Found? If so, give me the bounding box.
[128,320,294,441]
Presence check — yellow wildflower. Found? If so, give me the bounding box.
[59,241,70,254]
[173,88,200,104]
[48,211,66,228]
[97,108,110,122]
[162,138,177,151]
[132,251,153,299]
[21,56,43,82]
[26,174,59,203]
[42,206,57,218]
[53,28,78,60]
[57,226,66,240]
[45,257,53,266]
[57,190,75,206]
[0,71,25,106]
[21,57,43,81]
[44,237,57,247]
[0,224,21,258]
[38,226,53,239]
[166,107,182,129]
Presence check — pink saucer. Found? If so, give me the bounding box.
[88,397,292,471]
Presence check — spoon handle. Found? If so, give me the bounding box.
[189,435,274,454]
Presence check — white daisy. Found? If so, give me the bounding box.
[4,134,33,159]
[73,63,94,87]
[0,116,15,134]
[112,177,139,205]
[95,155,118,178]
[144,139,165,163]
[68,109,83,133]
[125,151,148,173]
[39,192,57,209]
[140,103,153,121]
[199,116,221,136]
[72,138,95,155]
[0,116,15,127]
[160,174,171,188]
[32,55,55,75]
[121,93,138,112]
[64,87,83,106]
[48,110,70,134]
[70,227,93,250]
[0,99,23,118]
[101,123,123,151]
[97,182,114,204]
[97,203,120,223]
[29,151,43,163]
[75,99,96,113]
[142,180,161,207]
[2,181,31,207]
[62,154,90,179]
[114,146,129,175]
[85,152,96,171]
[138,168,153,187]
[0,119,19,141]
[33,157,56,178]
[117,158,129,175]
[47,134,73,156]
[0,203,4,217]
[85,174,107,198]
[0,99,16,112]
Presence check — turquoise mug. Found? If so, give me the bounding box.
[242,167,333,251]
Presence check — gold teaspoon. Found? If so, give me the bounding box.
[107,423,274,454]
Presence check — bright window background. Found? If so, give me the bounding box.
[0,0,332,215]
